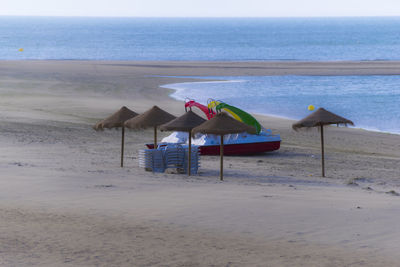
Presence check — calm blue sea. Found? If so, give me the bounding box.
[1,16,400,133]
[165,76,400,134]
[2,16,400,61]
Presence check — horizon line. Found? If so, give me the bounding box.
[1,15,400,19]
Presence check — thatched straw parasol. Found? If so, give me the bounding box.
[192,112,256,181]
[124,105,176,148]
[93,106,138,167]
[160,110,206,176]
[292,107,354,177]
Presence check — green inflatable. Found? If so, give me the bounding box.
[215,102,262,134]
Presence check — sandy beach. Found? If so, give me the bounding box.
[1,60,400,266]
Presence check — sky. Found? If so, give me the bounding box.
[1,0,400,17]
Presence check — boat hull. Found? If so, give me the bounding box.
[146,141,280,155]
[199,141,280,155]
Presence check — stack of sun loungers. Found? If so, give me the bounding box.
[183,146,200,174]
[139,148,165,173]
[164,144,186,170]
[139,144,200,174]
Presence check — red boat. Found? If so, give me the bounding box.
[146,130,281,155]
[145,140,280,155]
[198,141,280,155]
[146,100,281,155]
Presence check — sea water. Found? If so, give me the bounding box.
[1,16,400,133]
[2,16,400,61]
[165,75,400,134]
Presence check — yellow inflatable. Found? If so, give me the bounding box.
[208,100,243,122]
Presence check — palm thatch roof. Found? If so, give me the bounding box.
[292,108,354,130]
[124,105,176,129]
[192,112,257,135]
[160,110,206,132]
[93,106,138,130]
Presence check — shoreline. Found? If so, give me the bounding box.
[1,60,399,155]
[161,76,400,136]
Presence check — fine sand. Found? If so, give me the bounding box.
[1,60,400,266]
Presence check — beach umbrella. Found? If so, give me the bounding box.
[292,107,354,177]
[124,105,176,148]
[160,110,206,176]
[93,106,138,167]
[192,112,256,181]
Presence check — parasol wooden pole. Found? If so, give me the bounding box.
[188,131,192,176]
[320,125,325,177]
[121,125,125,167]
[154,126,157,149]
[220,135,224,181]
